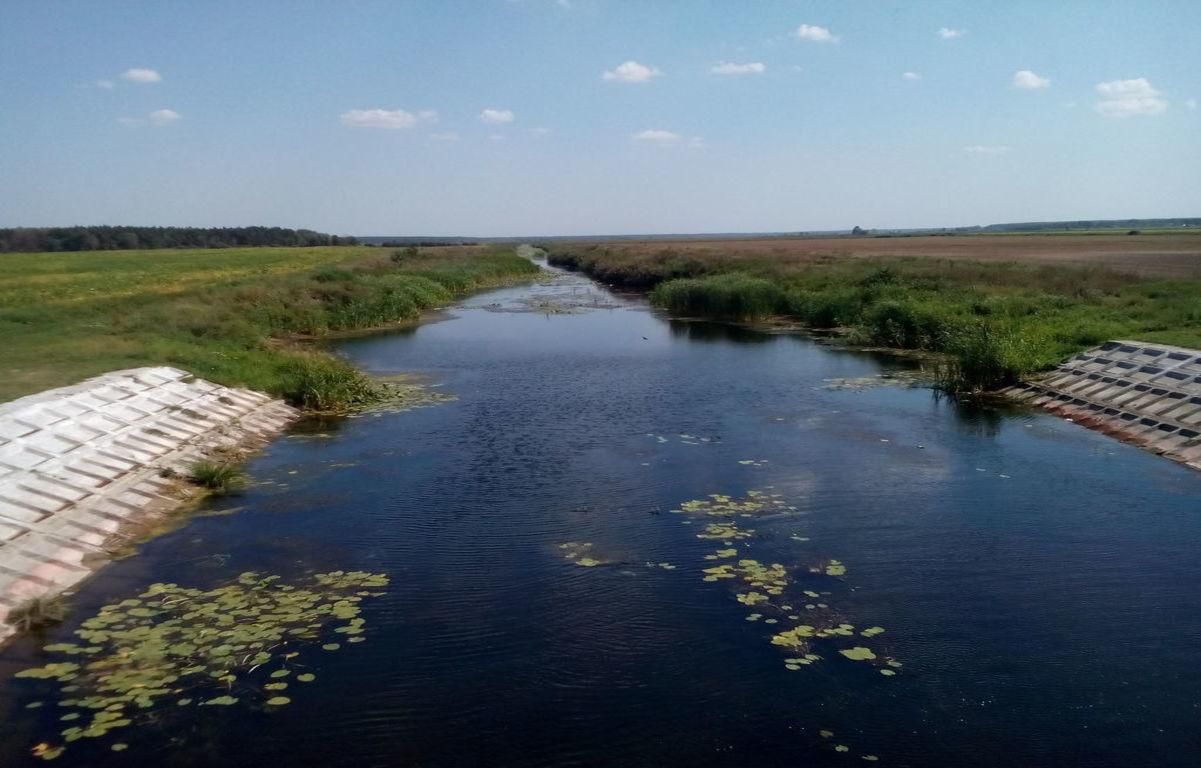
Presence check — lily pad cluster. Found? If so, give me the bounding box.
[676,487,901,680]
[16,570,389,760]
[674,490,795,518]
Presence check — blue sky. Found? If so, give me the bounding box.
[1,1,1198,236]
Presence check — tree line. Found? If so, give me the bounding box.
[0,226,358,253]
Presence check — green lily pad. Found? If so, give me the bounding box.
[840,647,877,662]
[200,696,239,706]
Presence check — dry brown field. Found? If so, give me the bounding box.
[572,233,1201,279]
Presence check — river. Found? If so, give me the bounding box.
[2,261,1200,767]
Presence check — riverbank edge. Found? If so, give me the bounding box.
[0,253,546,645]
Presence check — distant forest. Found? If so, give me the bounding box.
[0,226,358,253]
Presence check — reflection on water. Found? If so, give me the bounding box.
[3,262,1201,767]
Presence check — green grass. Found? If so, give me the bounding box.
[0,245,538,406]
[188,460,247,495]
[550,247,1201,391]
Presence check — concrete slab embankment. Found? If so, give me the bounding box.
[0,367,297,644]
[1003,340,1201,471]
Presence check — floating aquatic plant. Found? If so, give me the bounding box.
[840,646,878,662]
[355,377,456,418]
[696,522,753,541]
[558,542,612,567]
[675,490,794,518]
[16,570,389,760]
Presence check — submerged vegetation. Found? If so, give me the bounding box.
[548,243,1201,391]
[14,570,389,759]
[0,245,538,406]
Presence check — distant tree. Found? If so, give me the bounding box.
[0,226,357,253]
[851,226,867,235]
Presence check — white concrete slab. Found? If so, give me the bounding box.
[0,367,298,645]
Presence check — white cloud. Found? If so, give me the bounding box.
[902,71,921,81]
[480,108,515,124]
[687,136,705,149]
[429,131,460,142]
[1187,98,1198,111]
[340,108,419,129]
[602,60,662,83]
[711,61,766,76]
[633,129,681,143]
[417,109,438,123]
[964,145,1011,155]
[794,24,837,43]
[1094,78,1168,117]
[121,68,161,83]
[148,108,181,126]
[530,126,552,136]
[937,27,965,39]
[1013,70,1050,89]
[95,79,115,90]
[488,133,506,142]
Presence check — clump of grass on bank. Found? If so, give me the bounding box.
[0,245,539,407]
[6,594,69,633]
[549,243,1201,391]
[187,460,247,495]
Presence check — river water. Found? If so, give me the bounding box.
[3,262,1201,767]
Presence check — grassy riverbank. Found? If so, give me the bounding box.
[547,241,1201,390]
[0,245,538,406]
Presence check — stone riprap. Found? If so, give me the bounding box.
[1003,341,1201,471]
[0,367,297,644]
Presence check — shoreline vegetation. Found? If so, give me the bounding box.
[0,245,539,408]
[544,237,1201,391]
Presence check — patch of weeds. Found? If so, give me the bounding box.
[6,594,69,633]
[188,460,246,495]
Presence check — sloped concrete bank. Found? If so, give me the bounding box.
[0,367,298,644]
[1003,340,1201,471]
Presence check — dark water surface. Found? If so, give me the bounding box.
[3,264,1201,767]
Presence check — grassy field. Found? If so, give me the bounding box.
[546,234,1201,391]
[0,246,538,406]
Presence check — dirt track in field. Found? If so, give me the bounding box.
[580,234,1201,279]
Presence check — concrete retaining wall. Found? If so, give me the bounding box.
[0,367,297,644]
[1003,340,1201,471]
